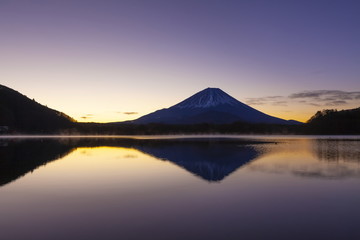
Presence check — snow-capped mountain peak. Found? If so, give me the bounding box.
[173,88,239,109]
[131,87,294,125]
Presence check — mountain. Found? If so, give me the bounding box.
[0,84,75,133]
[306,108,360,134]
[132,88,297,125]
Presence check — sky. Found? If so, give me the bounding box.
[1,0,359,123]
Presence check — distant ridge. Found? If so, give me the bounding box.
[132,88,299,125]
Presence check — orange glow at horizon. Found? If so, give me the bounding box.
[39,91,356,124]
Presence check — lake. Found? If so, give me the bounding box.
[0,135,360,240]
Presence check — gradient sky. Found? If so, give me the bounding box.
[1,0,359,122]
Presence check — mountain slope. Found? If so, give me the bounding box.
[0,84,75,132]
[306,108,360,134]
[132,88,295,125]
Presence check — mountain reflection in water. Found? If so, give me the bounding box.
[135,141,262,181]
[1,137,360,187]
[0,137,270,186]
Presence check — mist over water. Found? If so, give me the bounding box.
[0,136,360,240]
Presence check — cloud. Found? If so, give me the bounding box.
[246,90,360,108]
[308,103,321,107]
[81,114,94,119]
[245,99,266,105]
[289,90,360,107]
[272,101,288,106]
[245,96,284,106]
[327,100,347,106]
[123,112,138,115]
[115,111,139,115]
[123,154,138,158]
[290,90,360,101]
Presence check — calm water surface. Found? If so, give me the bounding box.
[0,136,359,240]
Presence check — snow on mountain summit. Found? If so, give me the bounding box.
[173,88,240,109]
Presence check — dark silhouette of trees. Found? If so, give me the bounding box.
[0,84,76,133]
[305,108,360,134]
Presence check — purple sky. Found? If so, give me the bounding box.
[1,0,359,122]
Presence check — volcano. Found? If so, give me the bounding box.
[132,88,296,125]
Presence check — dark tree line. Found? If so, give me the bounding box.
[305,108,360,134]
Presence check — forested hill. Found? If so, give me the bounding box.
[306,108,360,134]
[0,85,75,133]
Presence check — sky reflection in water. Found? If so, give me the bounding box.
[0,137,359,240]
